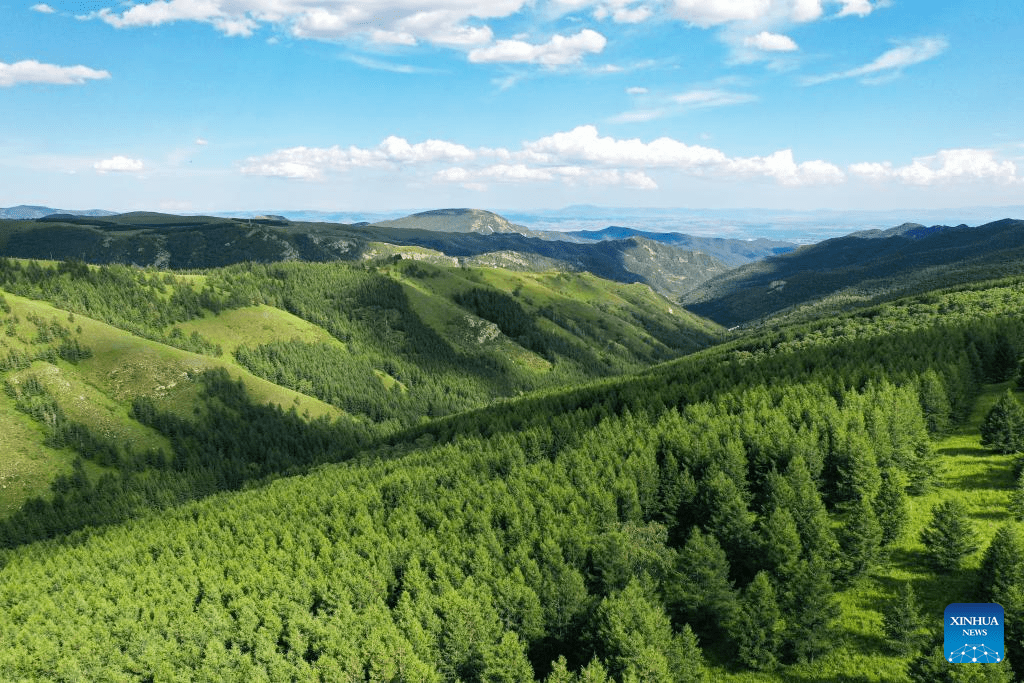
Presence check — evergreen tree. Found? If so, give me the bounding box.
[595,579,702,683]
[882,583,926,656]
[759,505,802,583]
[669,527,739,641]
[783,555,840,664]
[920,499,980,572]
[784,455,839,563]
[875,468,909,546]
[907,440,942,496]
[918,370,952,435]
[837,494,882,580]
[980,390,1024,454]
[700,468,758,580]
[978,523,1024,603]
[733,571,783,671]
[482,632,534,683]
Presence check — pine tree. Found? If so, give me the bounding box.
[595,579,701,683]
[881,583,926,656]
[759,505,802,583]
[907,440,942,496]
[784,455,839,563]
[875,468,909,546]
[980,390,1024,454]
[784,555,840,664]
[979,523,1024,603]
[920,499,979,572]
[733,571,783,671]
[918,370,952,436]
[669,527,739,640]
[838,494,882,580]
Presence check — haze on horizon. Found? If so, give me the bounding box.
[3,0,1022,214]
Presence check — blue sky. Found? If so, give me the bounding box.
[2,0,1023,213]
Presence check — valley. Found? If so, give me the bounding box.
[0,208,1022,682]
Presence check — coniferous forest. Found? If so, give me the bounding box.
[1,248,1023,681]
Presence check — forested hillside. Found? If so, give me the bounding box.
[684,218,1024,327]
[0,255,719,545]
[1,265,1023,680]
[0,211,729,298]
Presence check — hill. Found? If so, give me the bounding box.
[683,218,1024,327]
[370,208,535,235]
[0,255,721,539]
[0,205,116,220]
[564,226,796,267]
[0,212,729,298]
[1,270,1023,680]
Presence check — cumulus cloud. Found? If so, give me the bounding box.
[669,0,878,26]
[92,0,524,46]
[850,149,1018,185]
[242,136,476,179]
[94,156,144,173]
[743,31,798,52]
[837,0,873,17]
[468,29,607,67]
[30,3,55,13]
[517,125,841,185]
[244,125,845,189]
[804,36,947,85]
[195,138,209,145]
[0,59,110,86]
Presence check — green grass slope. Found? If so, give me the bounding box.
[0,289,342,517]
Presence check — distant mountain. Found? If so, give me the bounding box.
[371,208,536,236]
[0,205,116,220]
[683,218,1024,327]
[563,226,796,267]
[0,211,728,298]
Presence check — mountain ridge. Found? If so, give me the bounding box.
[683,217,1024,326]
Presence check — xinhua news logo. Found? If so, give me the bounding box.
[944,603,1004,663]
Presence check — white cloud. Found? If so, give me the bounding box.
[626,86,648,94]
[0,59,110,86]
[242,136,477,179]
[438,163,659,189]
[671,88,757,108]
[791,0,822,22]
[468,29,607,67]
[30,3,55,13]
[804,36,948,85]
[743,31,798,52]
[94,0,524,46]
[244,125,843,189]
[612,5,652,23]
[195,138,209,145]
[669,0,771,28]
[518,125,841,185]
[837,0,873,17]
[609,88,755,123]
[94,156,144,173]
[850,149,1018,185]
[608,108,667,123]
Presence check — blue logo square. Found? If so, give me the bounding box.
[944,603,1005,663]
